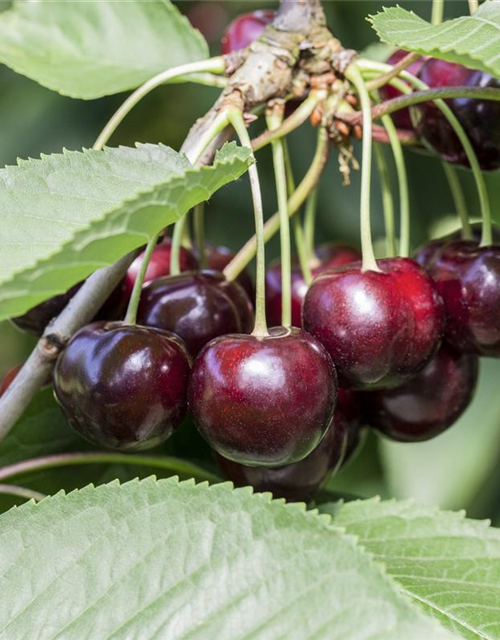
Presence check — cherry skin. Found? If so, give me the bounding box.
[364,344,478,442]
[414,58,500,171]
[189,326,338,467]
[266,243,361,327]
[303,258,445,389]
[423,240,500,357]
[215,387,360,501]
[137,270,254,358]
[201,244,254,301]
[221,10,275,54]
[53,322,191,451]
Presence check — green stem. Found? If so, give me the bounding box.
[442,162,472,239]
[345,64,380,272]
[267,110,292,327]
[194,202,207,268]
[304,189,318,263]
[431,0,444,25]
[228,108,268,336]
[93,57,226,151]
[124,231,161,324]
[374,144,396,258]
[0,452,220,484]
[0,484,46,502]
[223,127,330,281]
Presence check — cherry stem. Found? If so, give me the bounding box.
[345,64,380,273]
[442,162,472,239]
[194,202,207,269]
[304,189,318,263]
[431,0,444,25]
[468,0,479,14]
[374,144,396,258]
[93,57,227,150]
[0,452,220,485]
[366,52,421,92]
[0,484,46,503]
[228,108,268,337]
[267,108,292,327]
[223,126,330,281]
[124,231,161,325]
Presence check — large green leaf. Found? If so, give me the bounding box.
[0,142,252,321]
[370,2,500,79]
[0,0,208,99]
[323,498,500,640]
[0,478,456,639]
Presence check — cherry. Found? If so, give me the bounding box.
[414,58,500,171]
[423,240,500,357]
[221,10,275,55]
[379,49,426,131]
[365,344,478,442]
[137,270,254,358]
[215,387,361,500]
[266,243,361,327]
[189,326,337,467]
[201,244,254,301]
[53,322,191,451]
[303,258,444,389]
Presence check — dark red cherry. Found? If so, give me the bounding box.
[137,270,254,358]
[123,238,198,301]
[53,322,191,451]
[379,49,426,131]
[201,244,254,301]
[424,240,500,357]
[365,344,478,442]
[303,258,444,389]
[221,10,275,55]
[215,387,361,500]
[414,58,500,171]
[266,243,361,327]
[189,326,338,467]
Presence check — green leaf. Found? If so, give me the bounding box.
[0,478,456,639]
[0,142,252,321]
[0,0,208,99]
[323,498,500,640]
[370,2,500,79]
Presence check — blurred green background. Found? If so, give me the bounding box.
[1,1,500,520]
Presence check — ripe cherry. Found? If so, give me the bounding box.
[189,326,338,467]
[266,243,361,327]
[365,344,478,442]
[137,270,254,358]
[201,244,254,301]
[415,58,500,171]
[303,258,444,389]
[221,10,275,54]
[423,240,500,357]
[53,322,191,451]
[215,387,361,501]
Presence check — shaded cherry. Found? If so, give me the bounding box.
[137,270,254,358]
[221,10,275,55]
[201,243,254,301]
[189,326,338,467]
[364,344,478,442]
[266,243,361,327]
[215,387,361,501]
[53,322,191,451]
[414,58,500,171]
[303,258,444,389]
[423,240,500,357]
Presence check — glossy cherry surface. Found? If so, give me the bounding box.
[221,10,275,54]
[423,240,500,357]
[202,244,254,300]
[215,387,360,501]
[380,49,426,131]
[189,326,338,467]
[365,344,478,442]
[53,322,191,451]
[303,258,444,389]
[266,243,361,327]
[137,270,254,358]
[415,58,500,171]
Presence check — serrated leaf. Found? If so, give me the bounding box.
[0,478,456,640]
[0,142,252,321]
[0,0,208,99]
[370,2,500,79]
[323,498,500,640]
